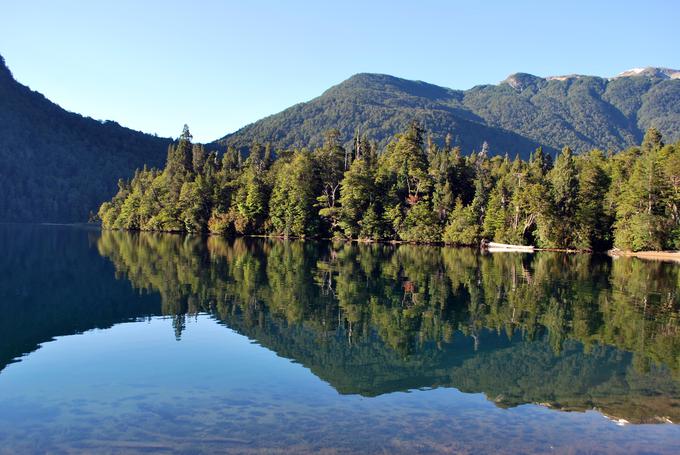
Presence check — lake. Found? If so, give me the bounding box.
[1,224,679,454]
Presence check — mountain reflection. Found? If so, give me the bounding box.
[0,225,160,370]
[95,231,680,423]
[1,225,679,425]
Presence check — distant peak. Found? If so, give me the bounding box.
[351,72,392,78]
[0,54,13,81]
[343,73,405,84]
[331,73,407,90]
[329,72,455,101]
[502,73,543,90]
[341,72,454,88]
[614,67,680,79]
[545,74,587,81]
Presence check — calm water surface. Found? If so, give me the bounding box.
[0,224,679,454]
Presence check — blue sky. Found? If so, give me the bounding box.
[2,0,678,142]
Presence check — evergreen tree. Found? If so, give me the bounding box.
[642,127,664,153]
[339,157,378,239]
[192,144,206,175]
[400,200,442,243]
[314,130,346,235]
[614,131,670,251]
[97,123,680,252]
[574,151,612,250]
[233,161,268,234]
[541,146,579,248]
[443,198,479,245]
[269,151,318,237]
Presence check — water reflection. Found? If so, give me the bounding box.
[0,224,160,370]
[90,230,680,424]
[1,224,679,430]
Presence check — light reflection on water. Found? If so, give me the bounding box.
[0,316,678,454]
[0,224,679,453]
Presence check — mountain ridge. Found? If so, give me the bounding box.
[613,67,680,79]
[0,54,171,222]
[2,53,680,223]
[507,66,680,83]
[213,72,551,158]
[215,68,680,156]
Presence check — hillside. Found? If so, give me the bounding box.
[215,69,680,156]
[0,55,171,222]
[2,56,679,223]
[215,73,548,158]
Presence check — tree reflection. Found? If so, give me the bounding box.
[96,231,680,422]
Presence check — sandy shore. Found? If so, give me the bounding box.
[608,249,680,263]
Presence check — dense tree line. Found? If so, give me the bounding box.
[100,123,680,251]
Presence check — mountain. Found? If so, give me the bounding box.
[214,73,548,158]
[614,67,680,79]
[214,68,680,156]
[3,54,679,223]
[0,55,171,222]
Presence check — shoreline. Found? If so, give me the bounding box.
[608,249,680,263]
[26,223,680,263]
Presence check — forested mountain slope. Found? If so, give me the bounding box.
[3,52,679,224]
[0,55,171,222]
[216,69,680,156]
[215,73,548,158]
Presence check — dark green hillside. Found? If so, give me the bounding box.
[0,55,171,222]
[3,54,678,224]
[216,70,680,156]
[464,72,680,151]
[215,73,551,158]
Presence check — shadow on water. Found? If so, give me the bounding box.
[0,224,161,370]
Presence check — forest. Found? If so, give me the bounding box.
[0,55,170,222]
[216,71,680,156]
[99,123,680,252]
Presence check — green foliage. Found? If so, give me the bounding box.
[233,163,268,234]
[376,122,430,200]
[613,137,680,250]
[338,157,375,238]
[4,52,680,226]
[178,177,210,232]
[269,151,318,238]
[443,198,479,245]
[399,200,442,243]
[358,203,386,240]
[314,129,347,235]
[101,125,680,252]
[574,151,612,250]
[541,147,580,248]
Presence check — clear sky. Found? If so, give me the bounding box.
[2,0,678,142]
